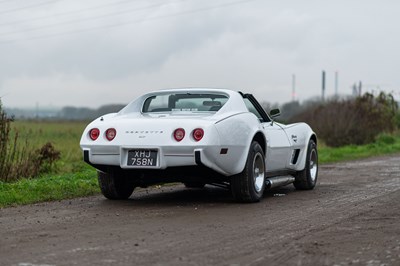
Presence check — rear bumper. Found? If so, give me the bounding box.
[82,145,235,176]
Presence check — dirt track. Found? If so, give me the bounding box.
[1,155,400,266]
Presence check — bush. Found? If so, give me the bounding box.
[34,142,61,174]
[290,92,398,147]
[375,133,396,145]
[0,100,61,182]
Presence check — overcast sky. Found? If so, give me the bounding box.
[1,0,399,108]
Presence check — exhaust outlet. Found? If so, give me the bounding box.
[266,176,295,189]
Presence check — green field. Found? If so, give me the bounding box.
[1,120,400,208]
[12,120,89,173]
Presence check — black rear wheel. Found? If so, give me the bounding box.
[294,139,318,190]
[98,169,135,200]
[230,141,265,203]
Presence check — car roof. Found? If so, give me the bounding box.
[118,88,250,116]
[144,87,238,96]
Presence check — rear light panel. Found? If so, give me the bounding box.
[192,128,204,141]
[90,127,204,142]
[89,128,100,140]
[105,128,116,141]
[173,128,185,142]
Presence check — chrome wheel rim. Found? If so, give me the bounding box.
[253,152,265,193]
[309,149,318,182]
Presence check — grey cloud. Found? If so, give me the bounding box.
[1,2,244,80]
[1,0,400,107]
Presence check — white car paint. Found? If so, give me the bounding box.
[80,88,316,178]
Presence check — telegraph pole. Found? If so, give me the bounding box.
[321,70,326,100]
[334,71,338,96]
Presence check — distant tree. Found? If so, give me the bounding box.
[97,104,125,116]
[58,104,126,120]
[260,101,278,114]
[59,106,79,120]
[290,92,399,147]
[279,101,302,122]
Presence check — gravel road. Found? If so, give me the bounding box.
[1,155,400,266]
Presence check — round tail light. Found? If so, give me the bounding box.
[89,128,100,140]
[105,128,116,141]
[192,128,204,141]
[173,128,185,142]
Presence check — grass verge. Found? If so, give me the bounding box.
[319,133,400,163]
[0,168,98,208]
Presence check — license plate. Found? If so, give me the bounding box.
[127,150,157,166]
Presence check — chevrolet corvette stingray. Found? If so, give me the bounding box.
[80,88,318,202]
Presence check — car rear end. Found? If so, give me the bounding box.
[80,89,250,179]
[81,113,235,173]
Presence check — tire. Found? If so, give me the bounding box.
[231,141,265,203]
[98,169,135,200]
[294,139,318,190]
[183,182,206,189]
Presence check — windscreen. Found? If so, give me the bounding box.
[142,93,229,113]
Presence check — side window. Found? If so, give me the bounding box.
[243,98,263,121]
[143,95,170,112]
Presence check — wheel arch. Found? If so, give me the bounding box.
[296,131,318,171]
[224,130,266,176]
[310,133,317,146]
[252,131,267,156]
[213,112,266,176]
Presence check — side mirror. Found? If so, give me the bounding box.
[269,108,281,119]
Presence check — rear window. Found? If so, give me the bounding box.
[142,93,229,113]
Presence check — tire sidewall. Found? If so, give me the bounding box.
[98,169,135,200]
[305,140,318,187]
[246,142,266,201]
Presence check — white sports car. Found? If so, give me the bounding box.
[80,88,318,202]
